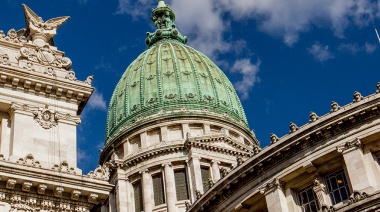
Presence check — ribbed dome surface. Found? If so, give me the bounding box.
[105,39,248,139]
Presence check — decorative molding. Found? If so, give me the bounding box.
[71,190,81,201]
[88,193,98,204]
[87,163,110,181]
[0,29,27,44]
[195,190,202,200]
[37,184,47,194]
[6,179,17,189]
[54,186,64,197]
[52,161,76,174]
[55,112,81,125]
[0,54,11,66]
[337,138,362,154]
[17,154,41,167]
[85,75,94,85]
[259,178,284,195]
[33,108,57,129]
[185,201,191,211]
[348,190,367,205]
[208,178,214,189]
[22,181,32,192]
[236,156,244,166]
[220,168,229,178]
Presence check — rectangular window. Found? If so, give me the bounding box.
[298,185,319,212]
[375,152,380,165]
[325,170,350,205]
[201,167,210,192]
[153,174,165,206]
[175,170,189,200]
[133,181,143,212]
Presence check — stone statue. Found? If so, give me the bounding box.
[309,112,319,123]
[353,91,363,103]
[289,122,298,133]
[330,101,340,112]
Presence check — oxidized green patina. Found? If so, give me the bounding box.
[105,0,248,140]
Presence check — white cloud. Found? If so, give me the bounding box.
[116,0,379,47]
[88,89,107,111]
[308,43,334,62]
[115,0,379,99]
[231,59,261,100]
[365,42,377,53]
[77,148,90,164]
[338,43,361,54]
[337,42,378,54]
[94,57,112,71]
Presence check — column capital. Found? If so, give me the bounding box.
[139,168,149,174]
[259,178,284,195]
[337,138,362,154]
[162,162,172,167]
[211,160,220,164]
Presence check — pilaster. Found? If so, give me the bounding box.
[161,126,169,141]
[188,155,203,198]
[140,132,148,148]
[337,138,378,193]
[182,123,190,138]
[259,178,288,212]
[115,169,128,212]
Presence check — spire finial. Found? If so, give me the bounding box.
[145,0,187,47]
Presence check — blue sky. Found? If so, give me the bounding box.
[2,0,380,173]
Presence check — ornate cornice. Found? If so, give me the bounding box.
[189,88,380,211]
[184,134,253,157]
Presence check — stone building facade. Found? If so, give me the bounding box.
[99,1,380,212]
[0,1,379,212]
[0,4,112,212]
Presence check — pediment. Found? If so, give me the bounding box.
[185,134,253,157]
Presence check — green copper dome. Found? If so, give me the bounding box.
[105,1,248,140]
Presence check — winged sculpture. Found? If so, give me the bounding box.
[23,4,69,31]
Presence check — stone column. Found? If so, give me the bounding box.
[115,168,128,212]
[312,174,332,208]
[141,169,153,212]
[337,139,378,193]
[164,163,177,212]
[259,178,289,212]
[188,156,203,198]
[108,190,116,212]
[126,179,134,211]
[211,160,221,182]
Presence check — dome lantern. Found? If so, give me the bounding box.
[146,0,188,47]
